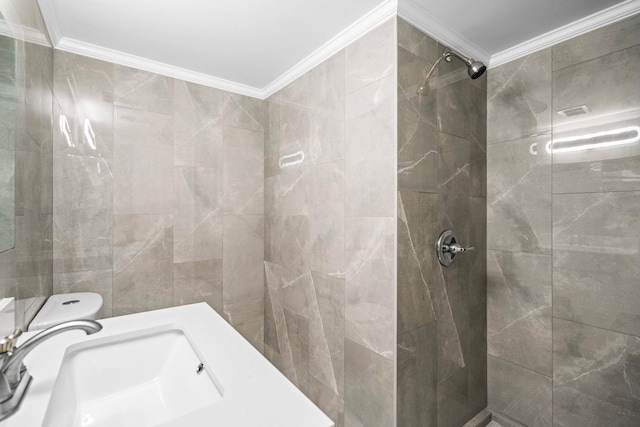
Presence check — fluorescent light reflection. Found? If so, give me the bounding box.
[83,118,96,150]
[279,151,305,168]
[59,115,73,147]
[547,126,640,154]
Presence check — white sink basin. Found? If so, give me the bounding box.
[43,327,223,427]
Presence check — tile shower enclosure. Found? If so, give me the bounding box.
[1,12,639,427]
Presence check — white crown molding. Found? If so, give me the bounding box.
[397,0,490,64]
[56,38,264,98]
[261,0,398,99]
[490,0,640,67]
[0,20,51,47]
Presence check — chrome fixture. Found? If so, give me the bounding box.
[0,320,102,421]
[417,48,487,95]
[436,230,474,266]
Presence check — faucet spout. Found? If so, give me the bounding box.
[2,320,102,388]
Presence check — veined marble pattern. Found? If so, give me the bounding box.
[487,48,552,144]
[553,191,640,336]
[553,319,640,427]
[397,18,438,63]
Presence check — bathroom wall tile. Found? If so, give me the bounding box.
[552,13,640,71]
[222,126,264,215]
[264,98,281,178]
[344,339,394,427]
[222,215,264,303]
[346,74,396,163]
[223,92,265,132]
[223,297,264,352]
[346,159,396,217]
[279,215,310,284]
[487,49,551,144]
[345,18,395,94]
[173,80,223,168]
[53,207,112,273]
[308,161,345,277]
[552,45,640,193]
[308,375,345,427]
[468,86,487,197]
[487,250,552,375]
[53,269,113,318]
[53,153,112,211]
[282,270,311,319]
[173,259,223,314]
[487,135,551,254]
[553,319,640,427]
[397,191,436,334]
[114,65,173,114]
[397,18,438,63]
[112,214,173,316]
[113,107,173,215]
[488,355,552,427]
[53,51,114,159]
[437,132,470,242]
[309,271,345,397]
[345,217,395,360]
[284,307,310,393]
[309,49,345,115]
[397,323,437,427]
[173,166,223,263]
[553,191,640,336]
[437,78,469,139]
[398,48,438,193]
[438,366,470,427]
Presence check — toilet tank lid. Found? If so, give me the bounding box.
[28,293,103,331]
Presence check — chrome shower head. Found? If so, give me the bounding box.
[417,48,486,95]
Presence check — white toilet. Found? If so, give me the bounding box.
[28,292,103,332]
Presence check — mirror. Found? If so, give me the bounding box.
[0,11,17,253]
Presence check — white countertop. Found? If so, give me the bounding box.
[0,303,334,427]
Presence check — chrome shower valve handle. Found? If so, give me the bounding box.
[436,230,474,266]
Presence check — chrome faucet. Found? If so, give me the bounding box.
[0,320,102,421]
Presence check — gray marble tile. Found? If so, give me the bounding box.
[553,192,640,336]
[308,375,345,427]
[487,49,551,144]
[223,92,265,132]
[222,215,264,303]
[438,366,470,427]
[468,86,487,197]
[282,270,311,320]
[113,107,173,215]
[488,355,552,427]
[397,18,438,63]
[553,319,640,427]
[487,250,552,375]
[284,307,310,393]
[222,126,264,215]
[308,161,345,277]
[53,269,112,318]
[553,13,640,71]
[397,323,437,427]
[437,132,470,243]
[173,166,222,263]
[345,217,395,360]
[173,80,223,168]
[223,297,264,352]
[264,98,281,179]
[552,45,640,193]
[112,214,173,316]
[53,207,112,273]
[53,51,114,159]
[308,49,345,119]
[487,135,551,254]
[346,74,396,163]
[344,339,394,427]
[309,271,345,397]
[345,18,395,94]
[279,215,310,284]
[346,159,396,217]
[437,78,469,139]
[397,191,436,334]
[114,65,173,114]
[53,153,112,211]
[173,259,222,314]
[398,48,438,193]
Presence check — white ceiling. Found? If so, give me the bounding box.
[6,0,638,97]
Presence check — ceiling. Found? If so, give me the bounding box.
[3,0,638,98]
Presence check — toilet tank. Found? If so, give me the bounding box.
[28,293,103,332]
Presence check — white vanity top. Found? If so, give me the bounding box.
[0,303,334,427]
